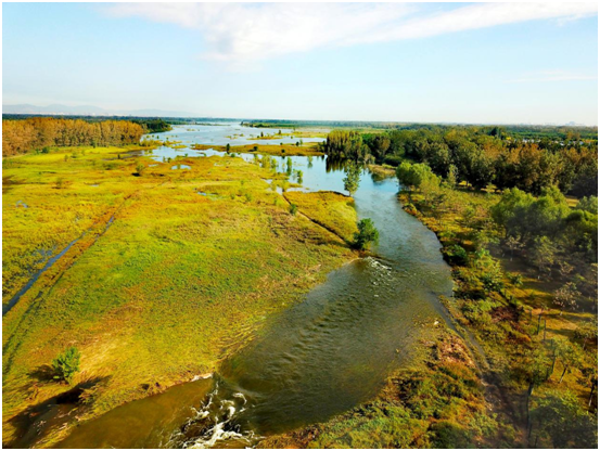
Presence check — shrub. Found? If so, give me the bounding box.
[352,218,379,250]
[507,272,523,287]
[52,347,81,384]
[444,244,469,266]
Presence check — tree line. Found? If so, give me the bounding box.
[2,117,145,156]
[319,126,597,197]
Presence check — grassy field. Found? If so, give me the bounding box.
[2,146,357,447]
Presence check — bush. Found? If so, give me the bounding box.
[52,347,81,384]
[507,272,523,287]
[429,421,472,448]
[383,154,402,167]
[352,218,379,250]
[444,244,469,266]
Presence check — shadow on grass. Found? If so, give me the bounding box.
[5,376,109,449]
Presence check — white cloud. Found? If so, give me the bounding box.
[506,70,598,83]
[105,2,598,67]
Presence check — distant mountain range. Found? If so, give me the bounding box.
[3,103,197,118]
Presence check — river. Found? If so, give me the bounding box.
[57,124,453,449]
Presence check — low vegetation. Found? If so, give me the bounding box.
[2,145,358,447]
[192,142,324,157]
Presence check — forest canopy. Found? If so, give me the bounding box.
[319,126,598,197]
[2,117,145,156]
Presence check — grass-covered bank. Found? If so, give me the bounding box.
[192,142,324,157]
[2,146,357,447]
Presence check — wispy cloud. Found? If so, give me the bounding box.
[105,2,598,67]
[507,70,598,83]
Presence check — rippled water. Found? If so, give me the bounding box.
[56,124,453,449]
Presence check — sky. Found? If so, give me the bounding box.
[2,2,598,125]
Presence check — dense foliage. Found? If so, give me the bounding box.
[320,126,598,197]
[131,118,172,133]
[2,117,144,156]
[395,167,598,448]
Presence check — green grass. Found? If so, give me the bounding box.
[2,146,357,447]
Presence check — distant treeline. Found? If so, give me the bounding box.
[319,127,598,197]
[243,120,599,139]
[4,114,173,133]
[2,117,145,156]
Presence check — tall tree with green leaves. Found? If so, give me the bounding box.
[343,163,361,196]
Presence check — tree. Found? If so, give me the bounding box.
[353,218,379,250]
[395,162,438,192]
[505,235,524,261]
[52,347,81,384]
[289,203,298,216]
[531,236,556,280]
[446,164,458,188]
[136,163,145,176]
[343,163,361,196]
[530,390,597,448]
[553,282,579,316]
[555,339,580,383]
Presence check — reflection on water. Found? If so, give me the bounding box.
[56,124,453,449]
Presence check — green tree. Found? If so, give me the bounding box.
[395,162,438,192]
[353,218,379,250]
[531,236,556,280]
[52,347,81,384]
[343,163,361,196]
[530,390,597,448]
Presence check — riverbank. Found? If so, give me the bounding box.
[2,146,358,447]
[397,187,597,447]
[259,326,505,448]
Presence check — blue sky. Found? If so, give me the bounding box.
[2,2,598,125]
